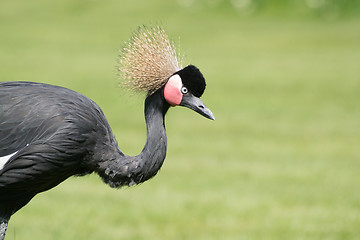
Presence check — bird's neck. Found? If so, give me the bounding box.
[138,91,169,178]
[97,90,170,188]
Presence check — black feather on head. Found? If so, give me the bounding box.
[175,65,206,97]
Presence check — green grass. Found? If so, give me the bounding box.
[1,1,360,239]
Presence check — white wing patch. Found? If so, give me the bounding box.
[0,151,18,170]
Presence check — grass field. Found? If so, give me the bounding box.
[1,1,360,239]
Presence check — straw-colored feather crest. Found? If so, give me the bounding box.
[119,25,182,94]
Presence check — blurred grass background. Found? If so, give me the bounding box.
[1,0,360,239]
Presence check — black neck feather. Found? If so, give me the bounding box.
[97,89,170,187]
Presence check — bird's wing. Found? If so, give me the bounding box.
[0,82,60,156]
[0,139,91,216]
[0,142,87,189]
[0,81,118,157]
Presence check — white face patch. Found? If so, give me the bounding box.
[0,151,18,170]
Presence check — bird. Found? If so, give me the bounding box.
[0,25,214,239]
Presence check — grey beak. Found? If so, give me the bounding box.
[179,93,215,120]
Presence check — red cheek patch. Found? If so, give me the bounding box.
[164,74,182,106]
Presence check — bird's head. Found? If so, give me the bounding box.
[119,25,214,120]
[164,65,214,120]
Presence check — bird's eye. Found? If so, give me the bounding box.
[181,86,188,94]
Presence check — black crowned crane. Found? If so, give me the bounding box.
[0,26,214,239]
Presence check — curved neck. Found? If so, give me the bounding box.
[138,91,169,169]
[135,91,169,182]
[97,90,170,188]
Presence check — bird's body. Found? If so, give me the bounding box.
[0,81,108,216]
[0,25,214,239]
[0,81,170,217]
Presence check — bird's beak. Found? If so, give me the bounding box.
[180,93,215,120]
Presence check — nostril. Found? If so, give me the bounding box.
[199,105,204,109]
